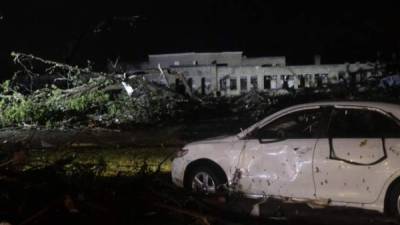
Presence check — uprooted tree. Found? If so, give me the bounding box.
[0,52,188,129]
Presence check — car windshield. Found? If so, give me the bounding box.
[242,108,325,139]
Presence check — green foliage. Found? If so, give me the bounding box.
[24,147,175,177]
[0,79,110,127]
[1,52,186,128]
[0,80,11,93]
[0,76,182,128]
[0,93,31,127]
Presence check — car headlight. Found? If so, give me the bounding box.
[174,148,189,158]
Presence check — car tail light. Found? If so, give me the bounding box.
[174,148,189,158]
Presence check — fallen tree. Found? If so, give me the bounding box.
[0,52,187,129]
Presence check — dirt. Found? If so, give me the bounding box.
[1,165,399,225]
[0,122,400,225]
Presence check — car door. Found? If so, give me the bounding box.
[238,107,330,199]
[314,107,398,203]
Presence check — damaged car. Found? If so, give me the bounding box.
[172,101,400,216]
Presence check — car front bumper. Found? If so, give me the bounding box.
[171,157,186,188]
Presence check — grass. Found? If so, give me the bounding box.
[23,146,178,177]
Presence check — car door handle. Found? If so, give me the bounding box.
[390,146,400,154]
[293,147,312,153]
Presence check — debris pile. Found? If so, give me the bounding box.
[0,53,185,129]
[233,89,275,122]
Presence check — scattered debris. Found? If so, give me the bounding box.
[379,74,400,88]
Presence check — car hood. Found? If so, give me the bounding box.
[186,135,238,146]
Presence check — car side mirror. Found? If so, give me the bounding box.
[256,133,263,142]
[276,129,286,139]
[253,130,267,140]
[256,130,286,144]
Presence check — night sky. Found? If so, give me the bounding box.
[1,1,400,80]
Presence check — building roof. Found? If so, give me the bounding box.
[147,51,286,67]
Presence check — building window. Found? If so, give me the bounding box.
[264,75,271,89]
[187,78,193,91]
[175,78,185,94]
[220,79,227,91]
[201,77,206,95]
[321,73,329,86]
[240,77,248,91]
[298,74,305,88]
[315,73,322,87]
[287,75,294,88]
[305,74,312,88]
[230,78,237,90]
[250,76,258,89]
[282,75,289,89]
[271,75,277,89]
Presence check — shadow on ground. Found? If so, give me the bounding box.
[1,170,398,225]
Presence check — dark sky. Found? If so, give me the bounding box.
[1,1,400,79]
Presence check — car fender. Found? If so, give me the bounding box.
[374,169,400,212]
[183,142,245,183]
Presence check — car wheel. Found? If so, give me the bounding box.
[387,182,400,217]
[186,166,224,194]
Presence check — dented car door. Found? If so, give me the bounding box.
[314,107,400,203]
[238,108,330,199]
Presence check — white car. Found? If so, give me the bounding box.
[172,101,400,215]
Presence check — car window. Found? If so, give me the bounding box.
[374,112,400,137]
[251,108,329,139]
[328,108,400,138]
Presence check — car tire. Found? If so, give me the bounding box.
[387,182,400,217]
[186,166,224,194]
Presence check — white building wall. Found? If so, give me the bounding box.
[147,52,286,68]
[148,52,244,68]
[145,56,376,97]
[241,57,286,66]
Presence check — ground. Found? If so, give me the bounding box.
[1,127,400,225]
[1,169,399,225]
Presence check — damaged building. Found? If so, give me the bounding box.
[126,52,381,96]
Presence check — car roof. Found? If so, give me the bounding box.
[238,101,400,138]
[283,101,400,116]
